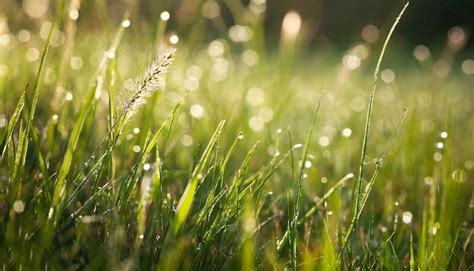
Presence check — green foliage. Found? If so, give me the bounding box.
[0,1,472,270]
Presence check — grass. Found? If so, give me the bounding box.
[0,1,473,270]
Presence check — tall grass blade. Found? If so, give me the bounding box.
[171,120,226,236]
[343,1,409,259]
[289,95,323,269]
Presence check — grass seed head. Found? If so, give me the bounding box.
[123,48,176,118]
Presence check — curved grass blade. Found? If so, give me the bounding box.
[343,1,409,260]
[1,84,28,158]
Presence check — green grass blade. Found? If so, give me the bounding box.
[170,120,226,236]
[289,95,323,269]
[51,80,98,209]
[28,22,55,124]
[1,85,28,158]
[341,109,407,259]
[343,1,409,259]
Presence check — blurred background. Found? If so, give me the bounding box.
[1,0,474,47]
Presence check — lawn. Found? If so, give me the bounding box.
[0,1,473,270]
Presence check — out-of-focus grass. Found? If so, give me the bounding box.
[0,1,473,270]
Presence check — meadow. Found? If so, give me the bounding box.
[0,1,473,270]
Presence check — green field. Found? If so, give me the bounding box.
[0,1,473,270]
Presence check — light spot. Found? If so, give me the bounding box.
[381,69,395,83]
[321,177,328,183]
[242,50,258,66]
[190,104,204,119]
[133,127,140,134]
[361,24,379,43]
[249,116,264,131]
[17,29,31,42]
[281,10,302,42]
[267,145,276,156]
[26,47,39,62]
[342,128,352,137]
[352,44,370,60]
[447,26,465,46]
[452,170,467,183]
[435,142,444,149]
[52,114,59,121]
[424,176,434,185]
[440,131,448,138]
[169,34,179,45]
[210,58,228,81]
[319,136,329,147]
[243,218,256,232]
[250,0,266,14]
[13,200,25,213]
[69,9,79,20]
[40,22,65,47]
[413,45,430,61]
[65,91,73,101]
[143,163,151,171]
[431,223,440,235]
[181,134,193,147]
[252,0,266,5]
[186,66,202,79]
[432,59,451,77]
[350,97,365,112]
[0,34,10,46]
[402,211,413,224]
[304,160,312,168]
[465,160,474,170]
[461,59,474,75]
[107,51,115,59]
[433,152,443,162]
[208,40,225,57]
[184,76,199,91]
[121,19,130,28]
[70,56,83,70]
[246,87,264,106]
[258,107,273,122]
[343,54,361,70]
[229,25,252,43]
[293,143,303,149]
[0,116,6,128]
[133,145,141,153]
[23,0,49,18]
[203,1,220,19]
[160,11,170,21]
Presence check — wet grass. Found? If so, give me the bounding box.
[0,1,473,270]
